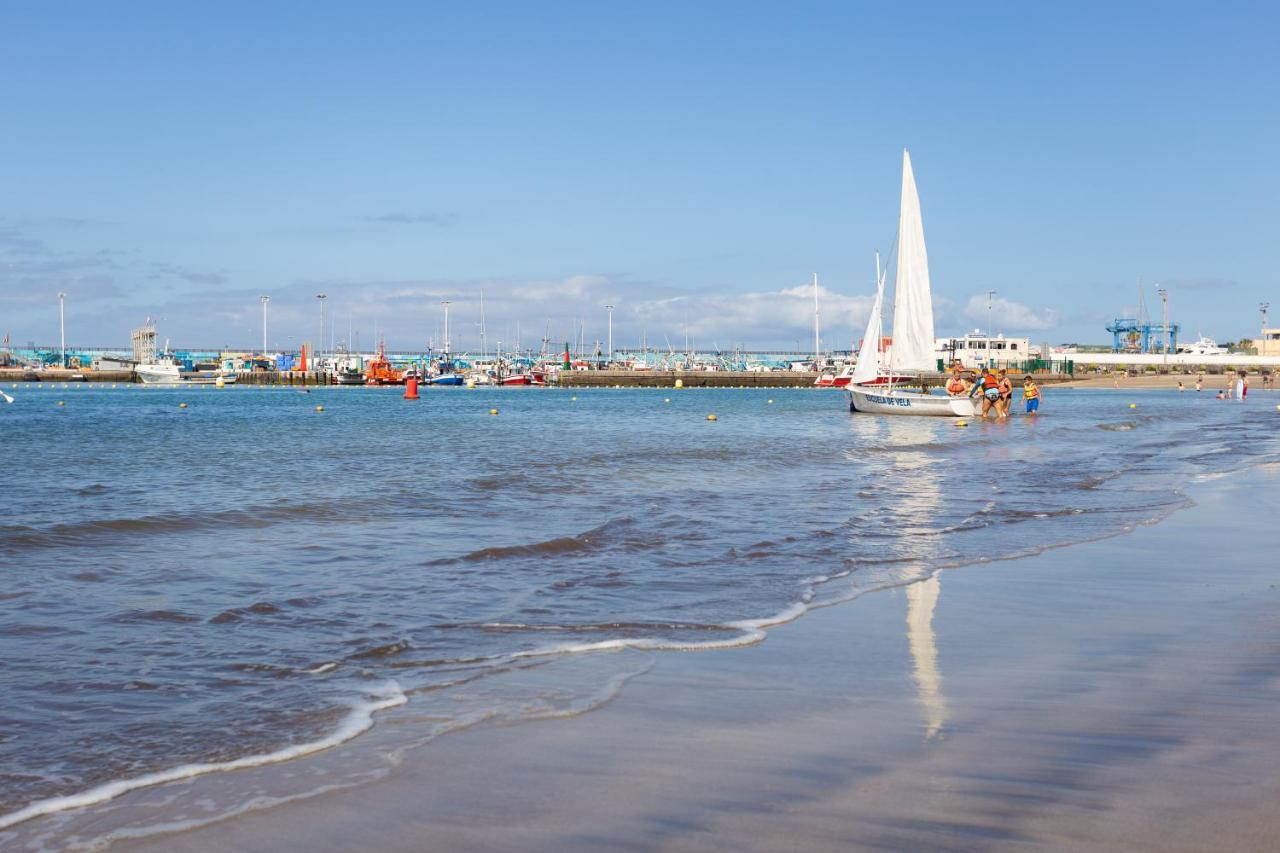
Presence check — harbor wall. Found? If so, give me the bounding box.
[557,370,1080,388]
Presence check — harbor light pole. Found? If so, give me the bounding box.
[441,301,451,357]
[986,290,996,338]
[316,293,327,371]
[1156,286,1169,364]
[1261,302,1270,337]
[604,304,614,365]
[58,292,66,368]
[260,296,270,357]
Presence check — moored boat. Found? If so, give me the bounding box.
[846,150,975,419]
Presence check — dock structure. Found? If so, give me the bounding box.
[557,370,1079,388]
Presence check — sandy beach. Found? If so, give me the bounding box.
[1055,374,1273,390]
[49,461,1269,852]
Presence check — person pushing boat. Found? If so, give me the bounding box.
[970,369,1001,418]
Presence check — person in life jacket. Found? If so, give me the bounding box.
[997,369,1014,418]
[1022,375,1042,415]
[945,366,969,397]
[970,369,1001,417]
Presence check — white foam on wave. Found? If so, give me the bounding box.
[301,662,338,674]
[0,682,406,832]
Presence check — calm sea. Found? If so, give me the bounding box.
[2,382,1277,838]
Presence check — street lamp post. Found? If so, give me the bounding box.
[604,304,614,365]
[1156,286,1169,365]
[1261,302,1270,337]
[58,292,66,368]
[260,296,270,357]
[316,293,327,373]
[986,290,996,338]
[441,301,451,359]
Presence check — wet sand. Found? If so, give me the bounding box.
[56,467,1280,851]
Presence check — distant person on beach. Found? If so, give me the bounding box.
[1216,390,1225,400]
[1237,372,1247,400]
[1195,377,1202,391]
[1022,375,1041,415]
[1177,381,1184,392]
[971,369,1001,418]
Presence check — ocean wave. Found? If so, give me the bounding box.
[0,682,406,832]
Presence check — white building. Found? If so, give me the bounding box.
[935,331,1034,369]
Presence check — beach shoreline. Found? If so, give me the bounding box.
[31,464,1263,851]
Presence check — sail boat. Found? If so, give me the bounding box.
[847,151,975,417]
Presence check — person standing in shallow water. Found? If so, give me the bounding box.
[1022,375,1041,415]
[971,368,1001,418]
[997,369,1014,419]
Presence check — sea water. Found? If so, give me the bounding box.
[2,383,1277,840]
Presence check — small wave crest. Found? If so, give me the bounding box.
[0,682,407,832]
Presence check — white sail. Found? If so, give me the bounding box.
[889,149,936,373]
[851,271,884,385]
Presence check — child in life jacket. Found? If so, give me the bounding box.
[1022,375,1042,415]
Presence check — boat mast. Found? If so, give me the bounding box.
[878,250,893,388]
[813,272,820,365]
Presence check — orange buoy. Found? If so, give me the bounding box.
[404,377,420,400]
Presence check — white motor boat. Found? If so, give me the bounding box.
[135,360,237,385]
[1176,336,1229,357]
[135,361,182,384]
[846,150,975,418]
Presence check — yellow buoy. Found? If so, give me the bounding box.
[489,408,499,415]
[57,400,65,406]
[466,379,476,388]
[954,419,968,427]
[215,377,226,388]
[179,402,188,409]
[570,396,577,401]
[767,399,774,404]
[674,379,684,389]
[1129,403,1137,409]
[706,414,717,421]
[315,405,324,412]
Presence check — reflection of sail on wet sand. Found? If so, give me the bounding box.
[846,415,948,737]
[906,575,946,738]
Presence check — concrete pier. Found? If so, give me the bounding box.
[557,370,1078,388]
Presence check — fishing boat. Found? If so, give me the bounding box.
[847,151,976,418]
[428,373,466,386]
[364,340,404,385]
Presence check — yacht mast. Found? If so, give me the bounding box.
[813,272,820,363]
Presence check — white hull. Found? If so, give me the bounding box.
[135,363,238,385]
[135,363,181,384]
[847,386,975,417]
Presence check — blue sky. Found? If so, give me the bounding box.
[1,1,1276,352]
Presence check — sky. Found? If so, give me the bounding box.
[1,1,1277,353]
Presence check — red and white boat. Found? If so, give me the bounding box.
[814,365,856,388]
[499,370,547,386]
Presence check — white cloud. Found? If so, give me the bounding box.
[960,294,1059,332]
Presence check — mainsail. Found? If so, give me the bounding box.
[889,149,936,373]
